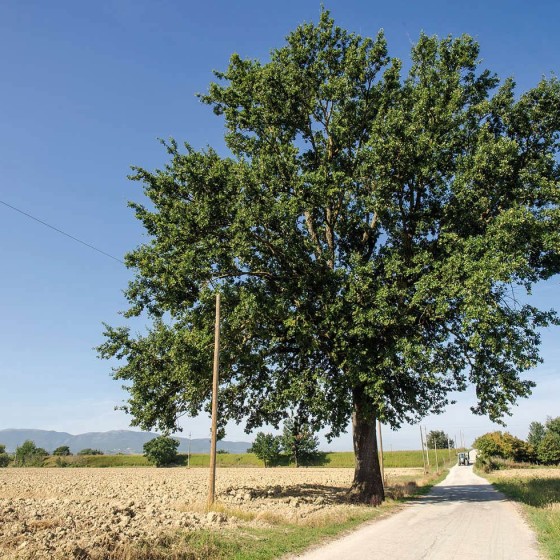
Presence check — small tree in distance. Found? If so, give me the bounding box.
[77,448,104,456]
[143,436,179,467]
[15,440,48,466]
[545,416,560,437]
[473,431,533,463]
[537,432,560,465]
[426,431,453,450]
[0,444,9,467]
[248,432,282,467]
[527,421,546,448]
[281,418,319,468]
[53,446,71,456]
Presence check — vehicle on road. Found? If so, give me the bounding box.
[457,452,470,466]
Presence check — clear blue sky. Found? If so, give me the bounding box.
[1,1,558,450]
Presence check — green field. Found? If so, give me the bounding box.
[42,448,460,469]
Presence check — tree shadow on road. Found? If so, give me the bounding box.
[409,482,508,504]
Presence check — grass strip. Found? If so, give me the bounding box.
[109,509,389,560]
[43,449,460,469]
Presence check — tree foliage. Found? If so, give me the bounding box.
[143,436,179,467]
[53,446,72,456]
[99,11,560,503]
[14,440,48,467]
[527,421,546,448]
[77,448,104,456]
[527,416,560,464]
[0,444,9,468]
[426,430,453,449]
[248,432,282,467]
[281,418,319,467]
[545,416,560,437]
[473,431,533,462]
[537,432,560,465]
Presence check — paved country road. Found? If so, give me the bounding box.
[291,464,542,560]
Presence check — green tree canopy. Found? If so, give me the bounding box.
[537,432,560,465]
[0,444,9,468]
[143,435,180,467]
[527,421,546,448]
[426,430,453,449]
[99,11,560,504]
[14,440,48,467]
[473,431,533,462]
[248,432,282,467]
[281,418,319,468]
[545,416,560,437]
[77,448,104,456]
[53,446,71,456]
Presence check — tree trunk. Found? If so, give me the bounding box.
[349,387,385,505]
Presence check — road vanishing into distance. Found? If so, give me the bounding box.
[292,464,541,560]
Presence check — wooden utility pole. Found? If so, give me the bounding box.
[420,425,427,473]
[424,426,430,468]
[207,292,221,508]
[434,439,439,472]
[377,420,385,487]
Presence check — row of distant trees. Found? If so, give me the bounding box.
[0,440,104,467]
[0,429,454,470]
[248,418,320,467]
[425,430,455,450]
[140,418,322,469]
[474,416,560,470]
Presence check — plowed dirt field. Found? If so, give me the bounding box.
[0,467,421,559]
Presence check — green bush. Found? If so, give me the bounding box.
[527,421,546,448]
[475,454,501,473]
[545,416,560,437]
[77,448,104,455]
[0,444,9,467]
[281,418,319,467]
[55,456,71,467]
[143,436,179,467]
[53,446,71,456]
[473,431,534,463]
[426,430,454,449]
[14,440,48,467]
[537,432,560,465]
[248,433,282,467]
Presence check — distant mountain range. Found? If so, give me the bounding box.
[0,429,251,455]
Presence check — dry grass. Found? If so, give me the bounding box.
[181,501,258,522]
[485,467,560,560]
[487,468,560,480]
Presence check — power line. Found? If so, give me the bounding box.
[0,199,125,265]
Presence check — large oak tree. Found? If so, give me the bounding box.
[99,12,560,504]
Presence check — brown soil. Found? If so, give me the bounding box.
[0,467,403,559]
